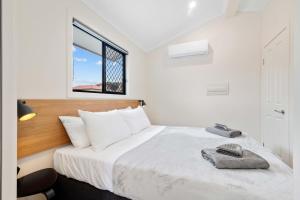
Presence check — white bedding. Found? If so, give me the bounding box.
[54,126,293,200]
[54,125,166,192]
[112,127,293,200]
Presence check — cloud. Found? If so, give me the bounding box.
[73,46,77,52]
[96,60,102,65]
[74,57,87,62]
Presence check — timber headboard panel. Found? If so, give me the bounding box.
[18,99,140,158]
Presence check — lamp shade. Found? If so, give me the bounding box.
[17,100,36,121]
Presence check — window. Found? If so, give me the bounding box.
[72,20,127,95]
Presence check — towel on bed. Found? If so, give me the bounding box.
[206,126,242,138]
[216,144,243,157]
[201,149,270,169]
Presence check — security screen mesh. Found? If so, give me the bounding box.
[105,46,125,94]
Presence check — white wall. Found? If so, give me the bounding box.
[2,0,18,199]
[293,0,300,198]
[16,0,148,100]
[262,0,293,47]
[146,13,262,140]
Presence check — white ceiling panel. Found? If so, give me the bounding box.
[81,0,270,51]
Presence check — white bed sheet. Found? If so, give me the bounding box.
[54,125,166,192]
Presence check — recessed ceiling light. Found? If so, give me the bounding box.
[189,1,197,10]
[188,0,197,15]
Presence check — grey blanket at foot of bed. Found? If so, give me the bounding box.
[112,127,292,200]
[202,149,270,169]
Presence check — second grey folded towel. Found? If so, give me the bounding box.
[216,144,243,157]
[201,149,270,169]
[206,127,242,138]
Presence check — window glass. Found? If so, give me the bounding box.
[72,20,127,95]
[72,45,102,92]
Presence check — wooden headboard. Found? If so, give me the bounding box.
[17,99,140,159]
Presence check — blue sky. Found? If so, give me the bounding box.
[73,45,124,87]
[73,45,102,87]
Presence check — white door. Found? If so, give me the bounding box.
[261,28,290,164]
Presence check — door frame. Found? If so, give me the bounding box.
[0,0,3,197]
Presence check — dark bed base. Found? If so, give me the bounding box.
[54,174,130,200]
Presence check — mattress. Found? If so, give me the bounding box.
[54,125,166,192]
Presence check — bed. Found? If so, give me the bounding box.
[54,125,293,200]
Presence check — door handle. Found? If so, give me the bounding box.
[274,109,285,115]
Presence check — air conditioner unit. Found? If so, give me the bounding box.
[168,40,209,58]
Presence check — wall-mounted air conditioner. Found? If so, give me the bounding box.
[168,40,209,58]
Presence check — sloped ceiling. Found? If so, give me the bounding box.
[81,0,271,52]
[239,0,271,12]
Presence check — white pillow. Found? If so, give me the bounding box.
[58,107,131,148]
[79,110,131,151]
[59,116,90,148]
[119,106,151,134]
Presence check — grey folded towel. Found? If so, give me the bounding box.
[216,144,243,157]
[206,126,242,138]
[201,149,270,169]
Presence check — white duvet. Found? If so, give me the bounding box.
[54,125,166,191]
[54,126,293,200]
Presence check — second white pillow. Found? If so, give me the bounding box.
[119,106,151,134]
[79,110,131,151]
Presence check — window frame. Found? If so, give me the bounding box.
[71,19,127,96]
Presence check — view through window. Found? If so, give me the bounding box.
[72,20,127,95]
